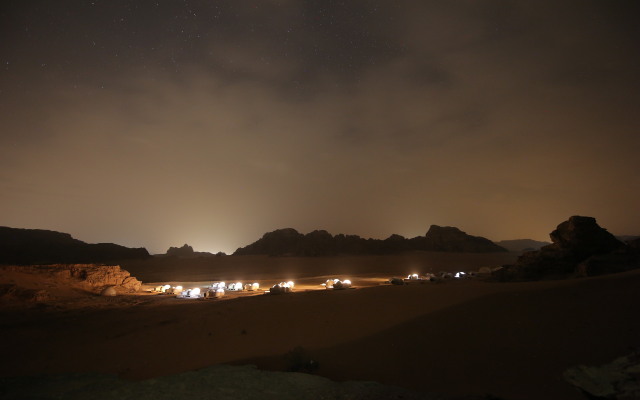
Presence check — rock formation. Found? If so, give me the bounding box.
[0,264,142,306]
[233,226,507,256]
[494,216,636,280]
[420,225,508,252]
[0,226,149,265]
[166,244,195,257]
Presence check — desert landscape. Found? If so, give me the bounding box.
[3,2,639,398]
[2,217,640,400]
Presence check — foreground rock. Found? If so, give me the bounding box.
[495,216,639,280]
[564,350,640,400]
[0,364,444,400]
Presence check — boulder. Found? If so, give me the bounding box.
[100,286,117,296]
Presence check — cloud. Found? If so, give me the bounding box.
[1,0,639,252]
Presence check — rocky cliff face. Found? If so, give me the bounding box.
[495,216,635,280]
[0,264,142,304]
[3,264,141,291]
[0,227,150,265]
[234,226,506,256]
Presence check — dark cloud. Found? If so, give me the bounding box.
[1,1,639,253]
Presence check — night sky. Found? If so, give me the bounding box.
[2,1,639,254]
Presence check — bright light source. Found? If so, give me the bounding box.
[343,279,351,285]
[175,285,183,291]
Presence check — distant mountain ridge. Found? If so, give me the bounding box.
[494,239,551,252]
[0,226,150,265]
[233,225,508,256]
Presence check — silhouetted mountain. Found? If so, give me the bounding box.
[495,216,639,280]
[494,239,551,252]
[422,225,508,252]
[233,226,507,256]
[162,244,219,258]
[0,226,149,265]
[166,244,195,257]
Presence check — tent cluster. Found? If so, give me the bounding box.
[322,278,352,290]
[199,281,261,299]
[177,287,202,298]
[268,281,295,295]
[390,271,475,285]
[153,284,183,294]
[153,281,263,300]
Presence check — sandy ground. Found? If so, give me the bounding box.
[2,253,639,400]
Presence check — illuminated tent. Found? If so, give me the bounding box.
[269,282,293,294]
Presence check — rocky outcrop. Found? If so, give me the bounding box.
[0,284,50,302]
[67,264,142,292]
[0,226,150,265]
[0,264,142,306]
[495,216,632,280]
[576,237,640,277]
[233,226,507,256]
[2,264,141,292]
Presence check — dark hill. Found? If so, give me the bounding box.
[420,225,508,253]
[0,226,150,265]
[233,226,507,256]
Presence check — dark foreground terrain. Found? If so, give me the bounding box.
[2,253,639,400]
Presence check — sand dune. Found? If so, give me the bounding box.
[2,253,638,399]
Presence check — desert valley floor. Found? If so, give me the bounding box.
[2,252,639,400]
